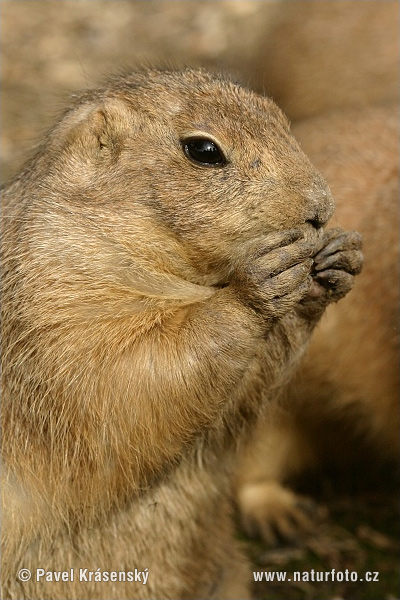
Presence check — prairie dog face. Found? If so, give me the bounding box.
[9,69,334,290]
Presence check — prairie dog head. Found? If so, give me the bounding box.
[5,69,334,308]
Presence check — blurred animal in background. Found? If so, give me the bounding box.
[252,0,399,120]
[236,103,399,544]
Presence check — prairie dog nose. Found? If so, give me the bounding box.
[305,178,335,228]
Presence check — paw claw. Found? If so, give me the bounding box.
[314,229,362,261]
[238,481,327,545]
[314,249,364,274]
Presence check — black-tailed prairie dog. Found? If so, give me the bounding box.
[1,69,362,599]
[236,103,399,544]
[255,0,399,120]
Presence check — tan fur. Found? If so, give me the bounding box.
[255,1,399,120]
[1,69,362,599]
[236,103,399,543]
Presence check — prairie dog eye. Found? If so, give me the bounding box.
[182,137,226,167]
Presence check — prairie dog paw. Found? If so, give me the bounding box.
[232,229,315,321]
[237,480,326,545]
[309,228,363,302]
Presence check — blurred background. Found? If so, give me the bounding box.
[1,2,399,599]
[1,1,399,182]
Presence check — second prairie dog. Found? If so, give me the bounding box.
[1,68,364,599]
[236,103,399,543]
[254,0,399,119]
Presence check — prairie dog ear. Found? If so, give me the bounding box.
[54,98,134,159]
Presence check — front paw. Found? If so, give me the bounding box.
[309,228,363,303]
[238,480,326,545]
[231,229,314,322]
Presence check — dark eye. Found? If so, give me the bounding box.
[182,137,226,167]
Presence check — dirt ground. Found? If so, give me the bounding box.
[1,2,399,599]
[248,467,399,600]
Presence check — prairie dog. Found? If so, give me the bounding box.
[1,69,362,599]
[237,103,399,544]
[255,0,399,119]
